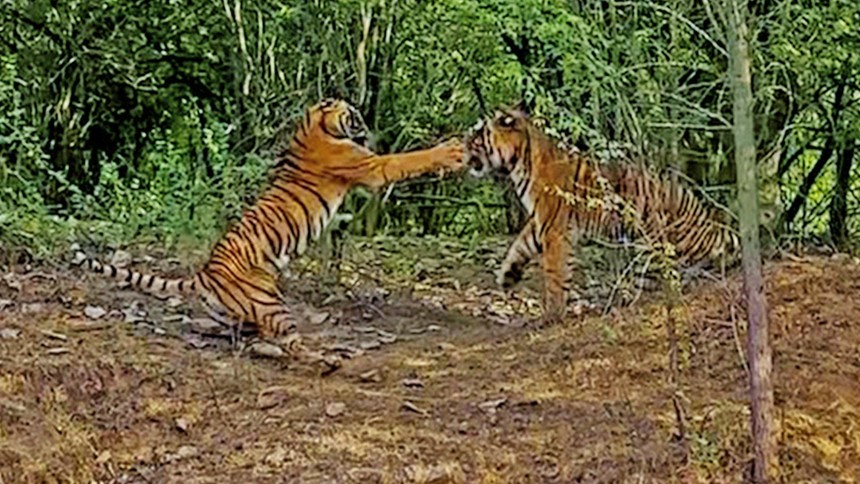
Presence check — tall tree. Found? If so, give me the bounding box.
[726,0,777,481]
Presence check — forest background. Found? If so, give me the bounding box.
[1,0,859,258]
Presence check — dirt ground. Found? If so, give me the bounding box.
[1,237,859,483]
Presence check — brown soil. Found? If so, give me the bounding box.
[0,242,858,483]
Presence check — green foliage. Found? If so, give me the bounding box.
[0,0,857,256]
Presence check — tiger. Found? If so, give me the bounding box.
[465,104,739,325]
[76,98,464,341]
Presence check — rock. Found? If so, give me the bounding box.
[110,250,133,268]
[325,402,346,417]
[402,378,424,388]
[175,417,190,433]
[306,310,330,325]
[477,397,507,414]
[84,305,107,320]
[257,386,290,410]
[248,342,285,359]
[0,328,21,340]
[404,462,465,483]
[359,339,381,350]
[172,445,198,461]
[21,303,44,314]
[264,447,288,466]
[359,369,382,383]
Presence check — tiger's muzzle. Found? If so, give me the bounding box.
[465,120,491,178]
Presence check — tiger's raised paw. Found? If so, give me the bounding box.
[432,137,466,173]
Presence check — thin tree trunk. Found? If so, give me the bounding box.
[830,144,855,249]
[727,0,777,482]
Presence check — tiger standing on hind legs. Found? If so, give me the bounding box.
[75,98,465,362]
[464,103,739,326]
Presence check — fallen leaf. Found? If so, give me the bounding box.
[402,378,424,388]
[39,330,67,341]
[45,347,70,355]
[359,369,382,383]
[21,303,44,314]
[95,450,112,464]
[171,445,198,461]
[0,328,21,340]
[478,397,507,414]
[402,401,429,416]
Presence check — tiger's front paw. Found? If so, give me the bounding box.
[496,264,524,289]
[433,138,465,173]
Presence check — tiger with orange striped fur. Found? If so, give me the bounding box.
[465,104,738,325]
[76,99,464,341]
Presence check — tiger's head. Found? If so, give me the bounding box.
[309,98,370,147]
[465,103,532,178]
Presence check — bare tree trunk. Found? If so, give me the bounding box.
[829,143,855,249]
[727,0,778,482]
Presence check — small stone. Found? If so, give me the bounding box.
[84,305,107,320]
[264,447,288,466]
[175,417,190,433]
[325,402,346,417]
[152,327,166,336]
[0,299,13,311]
[166,297,183,308]
[307,310,330,325]
[359,369,382,383]
[110,250,133,268]
[478,397,507,414]
[0,328,21,339]
[248,342,285,359]
[174,445,198,460]
[21,303,44,314]
[188,317,224,333]
[359,339,381,350]
[257,387,290,410]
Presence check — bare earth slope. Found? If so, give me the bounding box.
[1,239,858,483]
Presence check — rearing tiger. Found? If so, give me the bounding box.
[465,104,738,325]
[76,99,464,339]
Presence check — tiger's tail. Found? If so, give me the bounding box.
[73,252,199,296]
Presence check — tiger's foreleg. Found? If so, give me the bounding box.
[355,138,464,189]
[539,227,573,326]
[498,216,541,288]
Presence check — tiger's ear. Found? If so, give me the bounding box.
[512,100,530,117]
